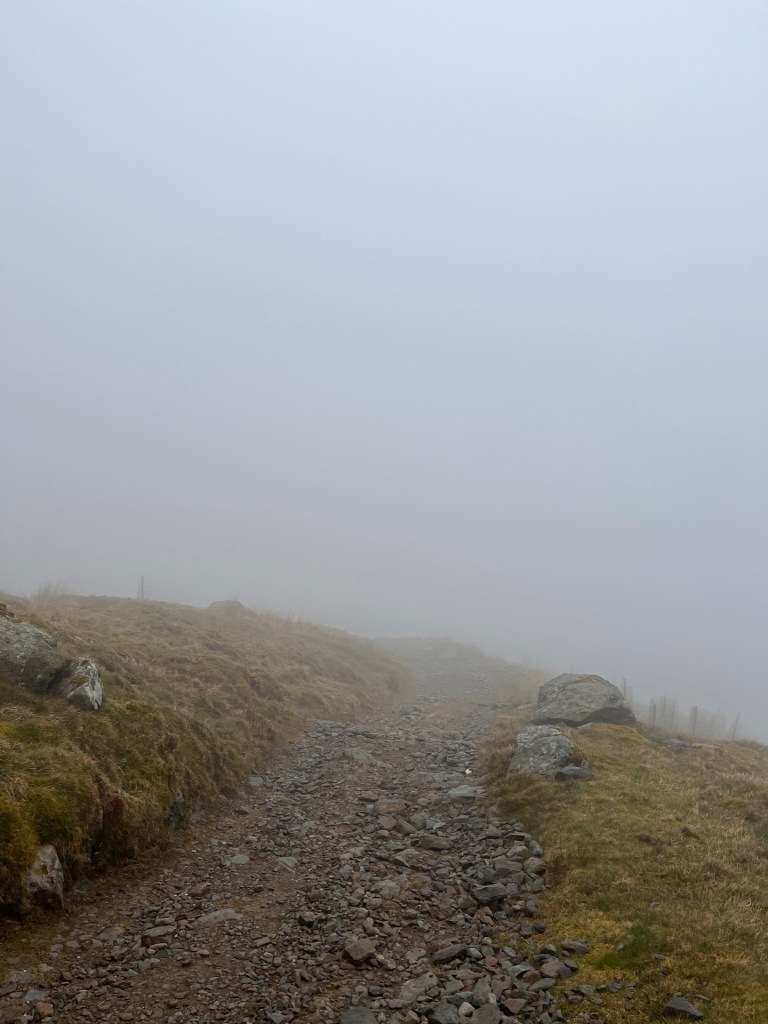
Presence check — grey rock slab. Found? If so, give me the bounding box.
[196,909,243,926]
[375,879,401,899]
[532,673,635,726]
[561,940,591,955]
[418,835,452,851]
[444,786,485,803]
[663,995,704,1019]
[23,989,49,1003]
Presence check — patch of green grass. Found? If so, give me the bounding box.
[595,911,670,971]
[0,595,407,914]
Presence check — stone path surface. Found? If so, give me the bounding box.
[1,694,599,1024]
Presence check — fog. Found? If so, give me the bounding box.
[2,3,768,734]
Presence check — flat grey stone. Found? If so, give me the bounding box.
[444,785,484,802]
[432,943,467,964]
[664,996,704,1019]
[343,938,376,964]
[470,1005,501,1024]
[398,971,438,1005]
[197,908,243,926]
[340,1009,379,1024]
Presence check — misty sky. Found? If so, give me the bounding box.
[2,3,768,733]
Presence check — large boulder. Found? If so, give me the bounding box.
[0,614,67,692]
[0,610,103,710]
[507,725,577,777]
[23,845,64,910]
[58,657,104,711]
[532,673,635,727]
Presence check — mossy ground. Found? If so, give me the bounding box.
[484,714,768,1023]
[0,596,406,915]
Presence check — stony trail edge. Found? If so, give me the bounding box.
[1,694,602,1024]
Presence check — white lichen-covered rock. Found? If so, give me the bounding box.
[532,673,635,726]
[507,725,577,777]
[59,657,104,711]
[0,614,68,692]
[24,844,64,910]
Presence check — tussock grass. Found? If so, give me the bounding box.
[0,595,406,914]
[485,714,768,1023]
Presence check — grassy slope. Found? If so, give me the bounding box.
[485,713,768,1023]
[0,596,406,913]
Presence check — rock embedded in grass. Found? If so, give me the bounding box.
[507,724,578,777]
[664,994,704,1019]
[23,844,64,910]
[58,656,103,710]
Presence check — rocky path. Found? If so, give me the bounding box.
[1,694,597,1024]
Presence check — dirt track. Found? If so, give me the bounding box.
[1,693,591,1024]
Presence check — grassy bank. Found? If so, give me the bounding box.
[0,595,406,914]
[485,714,768,1023]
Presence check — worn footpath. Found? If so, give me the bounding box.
[1,692,601,1024]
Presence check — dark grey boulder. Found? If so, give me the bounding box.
[532,673,635,726]
[0,614,104,710]
[0,616,67,693]
[507,725,576,777]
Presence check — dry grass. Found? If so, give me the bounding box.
[484,714,768,1023]
[0,595,406,915]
